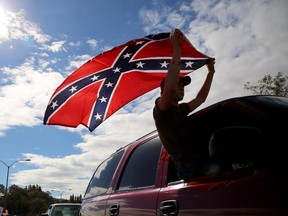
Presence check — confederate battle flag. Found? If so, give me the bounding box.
[43,32,210,132]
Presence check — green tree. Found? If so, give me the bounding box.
[0,184,5,195]
[2,184,82,215]
[69,194,82,203]
[244,72,288,96]
[5,184,55,216]
[26,184,54,215]
[6,185,28,215]
[0,184,5,208]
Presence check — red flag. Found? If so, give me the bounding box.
[43,32,210,131]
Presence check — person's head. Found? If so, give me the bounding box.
[160,76,191,100]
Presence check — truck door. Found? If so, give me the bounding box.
[106,137,162,215]
[81,150,124,216]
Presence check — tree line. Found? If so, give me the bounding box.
[0,184,82,216]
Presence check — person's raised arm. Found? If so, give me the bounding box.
[157,28,182,110]
[187,58,216,112]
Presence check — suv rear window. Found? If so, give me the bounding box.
[84,150,124,198]
[117,136,162,190]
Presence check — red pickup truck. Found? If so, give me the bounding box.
[80,95,288,216]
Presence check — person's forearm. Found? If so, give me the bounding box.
[196,58,216,101]
[169,46,181,74]
[172,46,181,61]
[162,28,182,93]
[196,71,215,103]
[165,43,182,89]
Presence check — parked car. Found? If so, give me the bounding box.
[80,95,288,216]
[42,203,81,216]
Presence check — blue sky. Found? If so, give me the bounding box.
[0,0,287,199]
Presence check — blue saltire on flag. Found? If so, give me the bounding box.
[43,32,210,132]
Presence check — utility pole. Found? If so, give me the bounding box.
[0,159,31,196]
[0,158,31,214]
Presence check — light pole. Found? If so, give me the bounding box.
[0,158,31,196]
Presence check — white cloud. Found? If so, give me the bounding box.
[40,40,67,53]
[68,41,81,47]
[0,9,50,44]
[179,0,288,104]
[86,39,98,50]
[0,59,64,135]
[65,54,92,74]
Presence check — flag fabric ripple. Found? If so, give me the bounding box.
[43,32,211,132]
